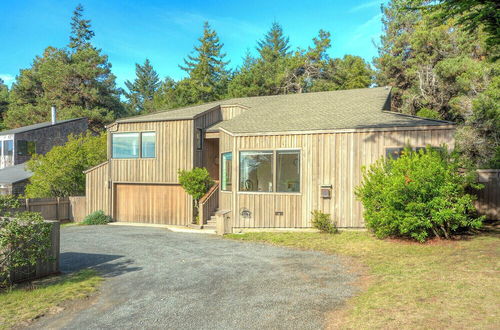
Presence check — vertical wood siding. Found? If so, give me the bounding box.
[220,127,455,228]
[85,162,110,215]
[110,120,194,183]
[476,170,500,220]
[221,105,247,121]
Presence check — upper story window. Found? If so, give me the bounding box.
[276,150,300,192]
[141,132,156,158]
[17,140,36,156]
[239,151,274,192]
[3,140,13,157]
[221,152,232,191]
[112,132,156,159]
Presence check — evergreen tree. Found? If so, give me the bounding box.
[5,5,124,131]
[257,22,291,61]
[69,4,95,51]
[124,59,161,113]
[374,0,499,168]
[179,22,230,104]
[0,79,8,126]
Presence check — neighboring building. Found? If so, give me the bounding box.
[85,87,455,230]
[0,163,33,195]
[0,118,88,169]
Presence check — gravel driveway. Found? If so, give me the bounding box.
[33,225,357,329]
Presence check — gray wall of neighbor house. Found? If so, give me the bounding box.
[13,119,88,164]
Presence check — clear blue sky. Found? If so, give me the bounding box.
[0,0,386,89]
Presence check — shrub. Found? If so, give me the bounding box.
[82,210,111,225]
[355,146,484,242]
[311,210,338,234]
[0,212,52,288]
[178,168,214,222]
[416,107,440,120]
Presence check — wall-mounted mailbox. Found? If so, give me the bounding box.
[320,185,332,199]
[275,211,284,216]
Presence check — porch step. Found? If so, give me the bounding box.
[202,224,216,230]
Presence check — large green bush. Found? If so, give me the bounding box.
[355,146,483,242]
[0,212,52,288]
[82,210,111,225]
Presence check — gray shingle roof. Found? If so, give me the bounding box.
[115,87,453,133]
[0,118,86,135]
[0,163,33,184]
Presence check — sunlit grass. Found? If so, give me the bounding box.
[227,230,500,329]
[0,269,102,329]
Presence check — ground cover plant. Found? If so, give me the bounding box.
[82,210,111,225]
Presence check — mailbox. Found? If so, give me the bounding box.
[320,185,332,199]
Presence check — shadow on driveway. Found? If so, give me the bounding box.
[60,252,142,278]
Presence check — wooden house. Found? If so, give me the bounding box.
[85,87,455,230]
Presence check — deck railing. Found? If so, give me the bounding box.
[199,181,219,225]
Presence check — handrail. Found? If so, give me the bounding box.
[199,181,219,225]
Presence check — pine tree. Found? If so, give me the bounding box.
[124,59,161,113]
[69,4,95,51]
[5,6,124,131]
[0,78,9,128]
[179,22,229,104]
[257,22,291,61]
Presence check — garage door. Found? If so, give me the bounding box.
[114,184,190,225]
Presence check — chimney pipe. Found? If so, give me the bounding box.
[51,105,57,125]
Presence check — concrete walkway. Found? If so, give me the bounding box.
[32,225,357,329]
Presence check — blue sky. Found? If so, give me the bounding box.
[0,0,386,89]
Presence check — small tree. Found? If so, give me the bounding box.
[178,168,214,223]
[25,132,107,198]
[356,146,484,242]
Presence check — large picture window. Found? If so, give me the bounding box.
[221,152,232,191]
[112,133,140,158]
[141,132,156,158]
[239,151,273,192]
[276,150,300,192]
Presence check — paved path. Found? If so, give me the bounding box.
[33,225,357,329]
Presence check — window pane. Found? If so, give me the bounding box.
[239,151,273,192]
[276,150,300,192]
[221,152,232,191]
[196,128,203,150]
[385,147,404,160]
[4,140,13,157]
[141,132,156,158]
[28,141,36,155]
[112,133,139,158]
[17,140,28,156]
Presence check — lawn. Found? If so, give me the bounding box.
[0,269,102,329]
[227,230,499,329]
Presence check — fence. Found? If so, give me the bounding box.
[476,170,500,220]
[16,196,87,222]
[8,220,60,283]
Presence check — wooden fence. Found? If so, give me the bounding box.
[476,170,500,220]
[17,196,87,222]
[8,220,60,283]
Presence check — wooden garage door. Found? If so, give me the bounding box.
[114,184,190,225]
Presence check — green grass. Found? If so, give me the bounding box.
[0,269,102,329]
[226,230,500,329]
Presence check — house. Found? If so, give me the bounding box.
[0,113,88,195]
[85,87,455,230]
